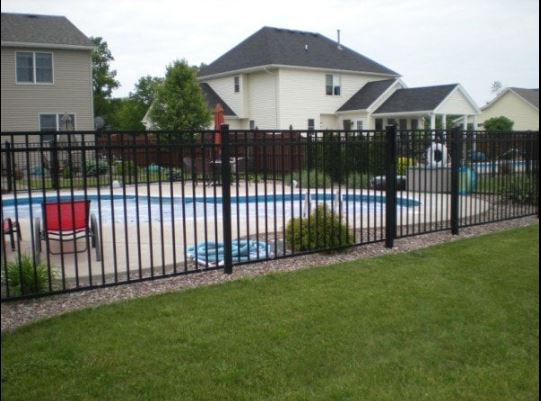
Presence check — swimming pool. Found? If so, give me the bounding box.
[2,193,421,225]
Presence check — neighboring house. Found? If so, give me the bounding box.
[194,27,480,131]
[1,13,94,134]
[480,87,539,131]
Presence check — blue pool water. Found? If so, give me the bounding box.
[2,193,420,225]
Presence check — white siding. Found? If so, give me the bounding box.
[435,88,478,115]
[278,68,383,130]
[247,70,278,129]
[1,46,94,132]
[480,91,539,131]
[204,74,248,118]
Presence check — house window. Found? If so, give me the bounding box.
[16,51,53,84]
[39,113,76,131]
[411,119,419,130]
[387,118,397,127]
[40,114,57,131]
[375,119,383,131]
[325,74,341,96]
[234,76,240,93]
[249,120,255,130]
[35,53,53,83]
[356,120,363,131]
[16,52,34,82]
[307,119,315,130]
[399,119,408,130]
[343,119,352,130]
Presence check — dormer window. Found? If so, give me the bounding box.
[325,74,341,96]
[234,76,240,93]
[16,51,53,84]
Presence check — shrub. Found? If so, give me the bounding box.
[2,256,52,296]
[166,168,184,181]
[505,176,538,205]
[288,170,333,188]
[84,160,109,177]
[397,157,416,176]
[285,204,354,252]
[113,160,138,177]
[483,116,514,133]
[345,172,371,189]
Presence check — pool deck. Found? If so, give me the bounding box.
[2,181,491,285]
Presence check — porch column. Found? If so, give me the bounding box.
[430,113,436,140]
[442,114,447,130]
[462,115,468,130]
[472,115,478,152]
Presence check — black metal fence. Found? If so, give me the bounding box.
[1,127,538,300]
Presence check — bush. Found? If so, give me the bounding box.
[84,160,109,177]
[505,176,538,205]
[2,256,52,296]
[483,116,514,133]
[113,160,138,177]
[166,167,184,181]
[285,204,354,252]
[345,172,371,189]
[397,157,416,176]
[288,170,333,188]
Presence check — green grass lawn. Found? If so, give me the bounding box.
[1,226,539,401]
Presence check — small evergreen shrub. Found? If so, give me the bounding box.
[113,160,138,177]
[288,170,333,188]
[84,160,109,177]
[505,176,538,205]
[2,256,52,296]
[285,204,354,252]
[166,168,184,181]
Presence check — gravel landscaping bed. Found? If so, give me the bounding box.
[2,216,538,332]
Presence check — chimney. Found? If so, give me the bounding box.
[337,29,342,49]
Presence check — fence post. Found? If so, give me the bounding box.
[5,142,13,192]
[220,124,233,274]
[51,136,60,190]
[450,127,462,235]
[385,125,397,249]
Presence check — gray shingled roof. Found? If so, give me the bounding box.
[374,84,458,114]
[337,79,397,112]
[199,27,399,77]
[1,13,93,48]
[200,83,237,116]
[510,87,539,109]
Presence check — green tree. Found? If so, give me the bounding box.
[483,116,514,132]
[130,75,163,107]
[91,37,120,119]
[107,99,146,131]
[150,60,211,130]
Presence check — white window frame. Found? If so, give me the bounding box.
[325,73,341,96]
[15,51,54,85]
[38,112,77,131]
[234,76,240,93]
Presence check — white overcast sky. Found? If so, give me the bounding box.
[2,0,539,105]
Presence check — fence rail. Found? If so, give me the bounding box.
[1,127,538,300]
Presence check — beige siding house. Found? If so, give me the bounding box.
[1,13,94,133]
[195,27,480,131]
[480,88,539,131]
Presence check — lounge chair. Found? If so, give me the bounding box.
[2,218,21,251]
[33,200,101,261]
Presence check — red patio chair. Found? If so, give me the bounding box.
[33,200,101,261]
[2,218,21,251]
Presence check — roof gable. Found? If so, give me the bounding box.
[1,13,93,48]
[199,83,237,116]
[199,27,399,78]
[337,79,397,112]
[374,84,459,114]
[510,88,539,110]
